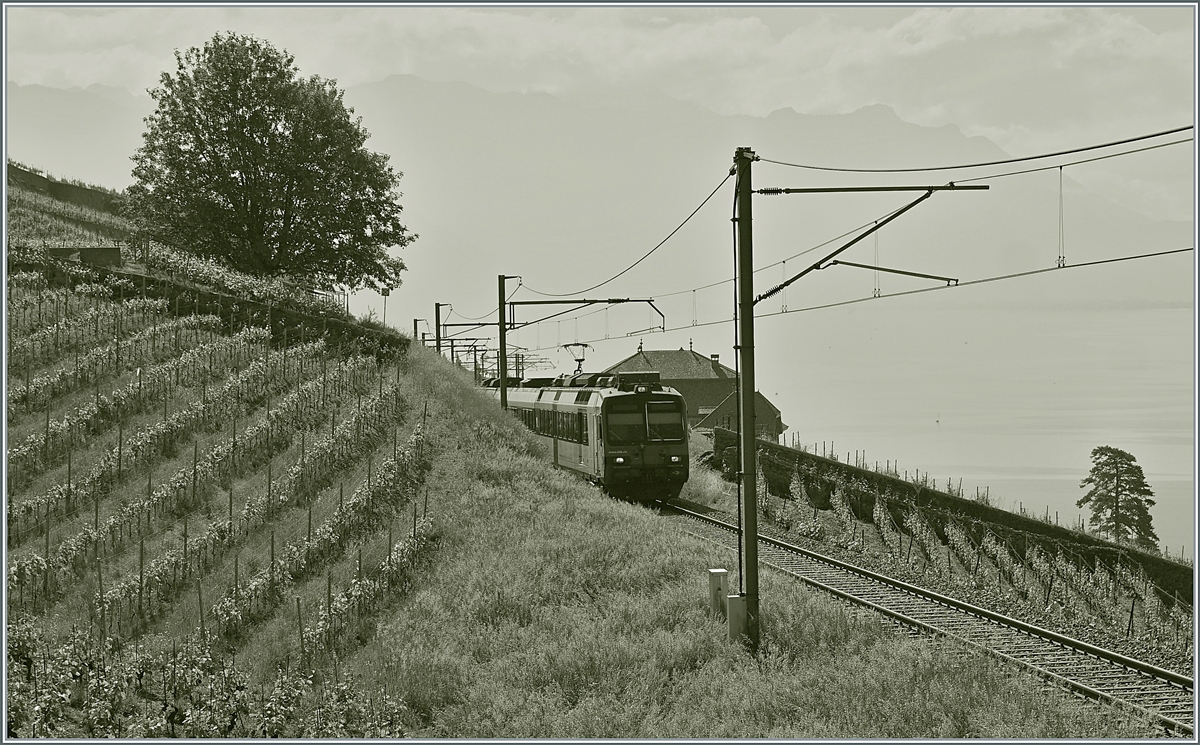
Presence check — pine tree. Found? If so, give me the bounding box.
[1077,445,1158,551]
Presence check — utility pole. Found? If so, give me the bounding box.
[434,303,446,354]
[498,275,516,410]
[734,146,760,652]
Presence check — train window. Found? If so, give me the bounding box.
[606,400,645,444]
[574,391,592,404]
[647,400,685,441]
[579,412,588,445]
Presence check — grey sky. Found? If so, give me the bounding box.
[5,5,1194,150]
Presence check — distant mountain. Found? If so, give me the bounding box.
[5,74,1190,314]
[5,82,153,191]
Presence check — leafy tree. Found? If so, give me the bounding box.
[127,32,415,292]
[1077,445,1158,551]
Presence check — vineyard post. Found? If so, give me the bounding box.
[117,424,123,482]
[412,501,417,537]
[270,532,275,588]
[308,505,313,544]
[197,580,205,638]
[42,406,50,466]
[139,538,145,620]
[357,548,362,582]
[326,573,332,643]
[43,501,51,607]
[228,488,234,525]
[268,463,273,520]
[234,554,240,607]
[232,409,238,470]
[424,485,429,519]
[1127,598,1136,636]
[297,596,305,660]
[192,442,199,507]
[181,513,188,578]
[66,449,73,512]
[97,561,106,650]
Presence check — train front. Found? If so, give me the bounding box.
[600,372,689,501]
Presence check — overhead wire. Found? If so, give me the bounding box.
[519,171,733,297]
[466,130,1191,350]
[953,137,1193,183]
[757,125,1193,173]
[498,134,1192,338]
[446,280,524,323]
[497,200,919,335]
[518,246,1194,351]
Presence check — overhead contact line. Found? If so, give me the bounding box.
[758,125,1194,173]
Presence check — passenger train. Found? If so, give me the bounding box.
[482,371,689,501]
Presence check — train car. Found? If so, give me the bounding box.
[482,371,689,501]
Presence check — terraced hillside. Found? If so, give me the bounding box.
[4,168,1174,737]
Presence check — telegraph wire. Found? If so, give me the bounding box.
[519,171,733,298]
[518,246,1194,352]
[758,125,1193,174]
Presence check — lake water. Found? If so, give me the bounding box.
[749,275,1195,561]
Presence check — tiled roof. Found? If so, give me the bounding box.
[694,390,782,429]
[602,348,737,380]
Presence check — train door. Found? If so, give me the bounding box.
[550,401,559,466]
[593,414,602,475]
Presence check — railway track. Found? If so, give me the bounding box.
[657,501,1195,736]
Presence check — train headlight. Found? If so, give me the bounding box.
[615,456,627,464]
[669,455,682,463]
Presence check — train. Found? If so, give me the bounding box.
[481,370,689,501]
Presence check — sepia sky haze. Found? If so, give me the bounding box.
[3,4,1196,556]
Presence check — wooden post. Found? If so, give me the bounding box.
[197,579,205,638]
[191,442,198,506]
[117,424,123,482]
[139,538,145,619]
[44,501,51,603]
[183,516,188,576]
[97,560,106,647]
[297,596,305,659]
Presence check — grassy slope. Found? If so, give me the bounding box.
[341,346,1157,738]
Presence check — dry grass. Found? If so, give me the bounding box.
[335,346,1159,738]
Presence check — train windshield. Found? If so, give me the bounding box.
[606,400,645,444]
[646,400,685,441]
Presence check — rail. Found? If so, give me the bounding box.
[658,501,1194,736]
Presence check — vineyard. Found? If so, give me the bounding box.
[5,247,439,735]
[708,430,1194,674]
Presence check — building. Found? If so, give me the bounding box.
[602,344,787,439]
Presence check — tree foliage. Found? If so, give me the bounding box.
[127,32,415,292]
[1077,445,1158,551]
